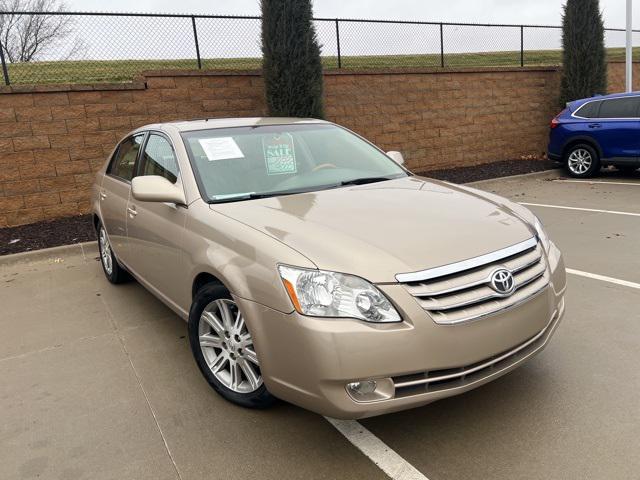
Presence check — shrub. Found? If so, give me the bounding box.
[560,0,607,106]
[261,0,325,119]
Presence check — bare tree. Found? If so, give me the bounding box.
[0,0,84,63]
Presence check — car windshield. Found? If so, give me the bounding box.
[181,123,408,203]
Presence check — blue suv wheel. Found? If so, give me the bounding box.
[565,143,600,178]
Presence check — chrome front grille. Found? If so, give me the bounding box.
[397,237,549,324]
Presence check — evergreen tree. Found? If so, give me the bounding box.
[560,0,607,106]
[261,0,325,118]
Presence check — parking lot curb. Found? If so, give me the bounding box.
[0,241,98,267]
[466,168,562,186]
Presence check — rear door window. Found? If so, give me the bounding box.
[598,98,640,119]
[575,101,601,118]
[110,134,145,181]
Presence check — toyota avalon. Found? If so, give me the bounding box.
[92,118,566,419]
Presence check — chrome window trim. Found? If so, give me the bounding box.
[571,95,640,120]
[571,99,602,119]
[395,237,538,283]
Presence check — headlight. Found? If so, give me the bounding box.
[533,216,551,252]
[278,265,401,323]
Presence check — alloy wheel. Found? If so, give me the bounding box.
[99,227,113,276]
[567,148,593,175]
[198,299,262,393]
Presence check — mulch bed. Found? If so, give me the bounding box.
[1,159,560,256]
[0,214,95,256]
[414,158,559,183]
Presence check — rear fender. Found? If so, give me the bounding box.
[561,135,602,159]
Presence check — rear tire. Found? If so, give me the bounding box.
[97,224,130,284]
[565,144,600,178]
[188,283,277,409]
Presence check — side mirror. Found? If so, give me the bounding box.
[386,151,405,166]
[131,176,186,205]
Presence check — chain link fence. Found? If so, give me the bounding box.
[0,11,638,85]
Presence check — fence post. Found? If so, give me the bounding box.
[335,19,342,69]
[0,38,9,86]
[520,25,524,67]
[191,16,202,69]
[440,23,445,68]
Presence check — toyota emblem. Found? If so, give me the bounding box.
[490,269,515,295]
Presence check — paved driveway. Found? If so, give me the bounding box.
[1,170,639,480]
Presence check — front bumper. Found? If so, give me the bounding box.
[238,244,566,419]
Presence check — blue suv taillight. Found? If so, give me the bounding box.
[550,109,567,129]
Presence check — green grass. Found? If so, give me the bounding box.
[3,47,639,85]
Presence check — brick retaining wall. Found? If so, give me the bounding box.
[0,63,638,227]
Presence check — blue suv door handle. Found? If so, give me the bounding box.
[588,123,602,129]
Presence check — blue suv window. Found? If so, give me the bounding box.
[598,97,640,118]
[575,101,601,118]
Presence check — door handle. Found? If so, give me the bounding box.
[127,206,137,217]
[588,123,601,129]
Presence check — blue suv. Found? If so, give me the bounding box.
[548,92,640,178]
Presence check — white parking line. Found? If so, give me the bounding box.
[326,417,429,480]
[552,179,640,187]
[327,272,639,480]
[567,269,640,290]
[326,270,640,480]
[520,202,640,217]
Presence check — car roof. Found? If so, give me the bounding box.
[132,117,330,134]
[569,91,640,109]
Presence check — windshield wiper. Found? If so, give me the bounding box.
[210,177,402,203]
[245,189,312,200]
[339,176,398,186]
[210,185,341,203]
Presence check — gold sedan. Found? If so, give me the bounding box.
[92,118,566,419]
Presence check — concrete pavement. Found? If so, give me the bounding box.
[1,169,639,479]
[0,245,386,480]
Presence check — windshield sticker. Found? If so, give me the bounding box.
[262,133,297,175]
[198,137,245,161]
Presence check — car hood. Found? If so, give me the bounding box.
[210,176,535,283]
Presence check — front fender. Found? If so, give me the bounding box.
[181,199,317,314]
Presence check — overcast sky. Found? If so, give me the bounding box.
[65,0,639,28]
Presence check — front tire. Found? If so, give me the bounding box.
[188,283,276,409]
[565,144,600,178]
[98,224,130,284]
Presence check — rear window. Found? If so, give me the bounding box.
[574,101,601,118]
[598,97,640,118]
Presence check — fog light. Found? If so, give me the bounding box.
[348,380,377,395]
[346,378,395,403]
